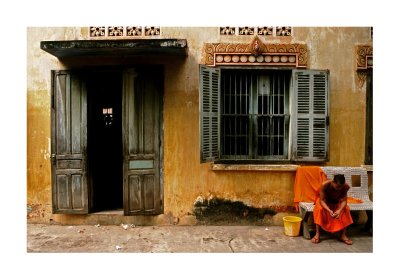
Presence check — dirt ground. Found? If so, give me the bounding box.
[27,223,372,253]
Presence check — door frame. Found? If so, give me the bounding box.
[51,65,164,215]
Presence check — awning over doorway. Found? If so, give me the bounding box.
[40,39,188,58]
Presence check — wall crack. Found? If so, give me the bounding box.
[228,238,235,253]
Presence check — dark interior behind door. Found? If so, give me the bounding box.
[87,71,123,212]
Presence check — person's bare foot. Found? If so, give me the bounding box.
[311,235,320,244]
[339,236,353,245]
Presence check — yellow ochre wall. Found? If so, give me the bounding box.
[27,27,372,224]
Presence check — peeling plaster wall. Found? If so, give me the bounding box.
[294,27,371,166]
[27,27,372,224]
[27,28,68,215]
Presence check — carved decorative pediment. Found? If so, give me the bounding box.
[356,45,373,70]
[356,45,373,87]
[204,36,307,68]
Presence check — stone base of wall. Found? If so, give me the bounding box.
[27,204,369,227]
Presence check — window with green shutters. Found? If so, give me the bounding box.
[200,66,329,163]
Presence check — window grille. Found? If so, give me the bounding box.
[221,70,290,160]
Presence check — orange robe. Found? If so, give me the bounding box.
[313,182,353,232]
[293,166,327,211]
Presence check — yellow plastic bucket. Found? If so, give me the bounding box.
[283,216,302,237]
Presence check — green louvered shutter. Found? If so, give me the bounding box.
[199,65,220,163]
[292,70,329,161]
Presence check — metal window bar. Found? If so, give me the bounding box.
[255,73,287,159]
[222,70,250,159]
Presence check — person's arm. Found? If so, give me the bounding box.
[333,198,347,219]
[319,182,335,217]
[333,184,349,218]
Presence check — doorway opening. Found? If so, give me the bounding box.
[87,70,123,212]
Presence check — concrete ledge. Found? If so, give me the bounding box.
[361,165,373,172]
[212,164,299,172]
[40,39,188,58]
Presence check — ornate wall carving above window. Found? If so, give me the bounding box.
[108,26,124,37]
[89,26,160,37]
[239,27,255,35]
[220,26,291,36]
[356,45,373,87]
[356,45,373,70]
[220,27,236,35]
[204,36,307,67]
[126,26,142,36]
[258,26,274,36]
[276,26,292,36]
[145,26,161,36]
[90,26,106,37]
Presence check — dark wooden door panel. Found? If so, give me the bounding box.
[128,175,141,213]
[51,71,88,214]
[143,174,156,212]
[123,68,163,215]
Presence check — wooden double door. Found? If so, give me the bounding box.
[51,67,163,215]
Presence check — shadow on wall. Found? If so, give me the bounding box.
[193,197,276,225]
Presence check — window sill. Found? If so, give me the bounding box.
[211,164,299,172]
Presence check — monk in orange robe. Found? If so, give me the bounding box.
[311,174,354,245]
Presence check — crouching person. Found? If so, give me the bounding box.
[311,174,353,245]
